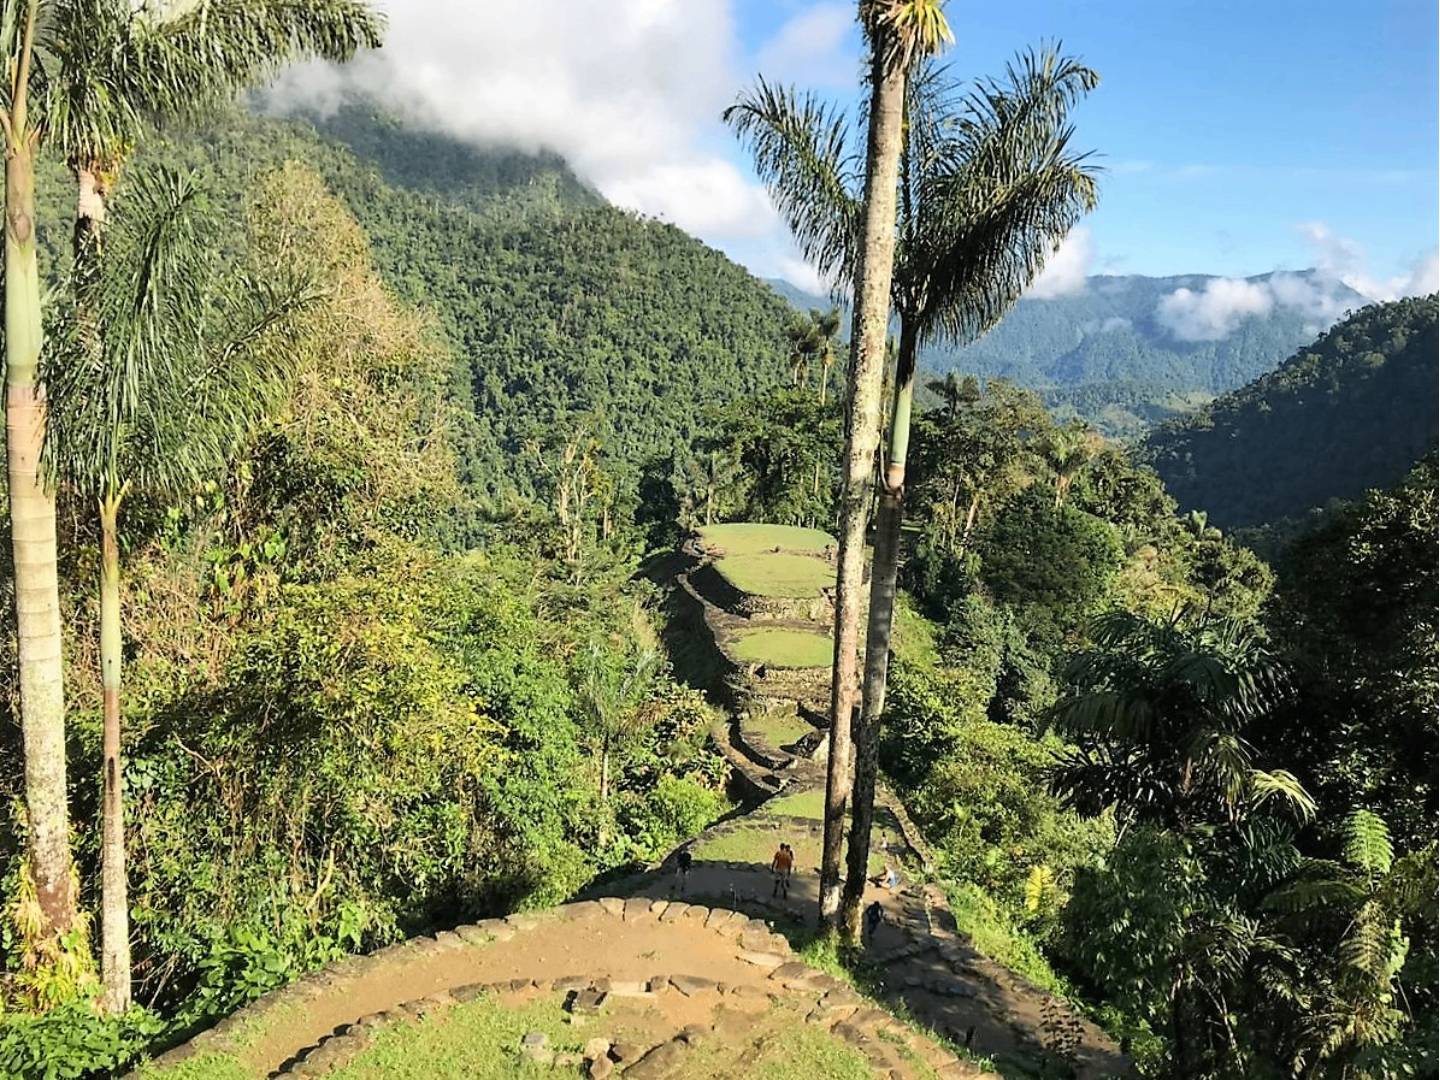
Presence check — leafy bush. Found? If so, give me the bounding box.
[0,999,164,1080]
[620,775,729,864]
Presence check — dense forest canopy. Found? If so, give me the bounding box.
[27,103,794,528]
[1144,295,1439,528]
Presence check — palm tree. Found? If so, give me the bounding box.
[926,370,978,419]
[49,0,383,261]
[43,165,306,1012]
[1042,422,1101,508]
[812,306,842,405]
[573,640,661,847]
[0,0,380,961]
[784,314,818,388]
[731,44,1098,936]
[728,0,952,930]
[1047,611,1314,832]
[1,0,79,952]
[841,50,1101,935]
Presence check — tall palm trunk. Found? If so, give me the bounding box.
[5,135,78,942]
[819,46,907,928]
[840,317,917,938]
[98,490,130,1013]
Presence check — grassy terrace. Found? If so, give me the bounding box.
[314,992,885,1080]
[745,708,817,749]
[730,627,834,668]
[713,553,834,598]
[696,522,835,556]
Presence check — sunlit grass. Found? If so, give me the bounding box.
[745,708,817,749]
[696,522,835,556]
[730,626,834,668]
[715,553,835,598]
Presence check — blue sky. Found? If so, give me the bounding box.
[275,1,1437,301]
[728,0,1438,285]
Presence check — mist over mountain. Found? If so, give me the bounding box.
[769,271,1371,437]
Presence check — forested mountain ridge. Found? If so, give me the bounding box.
[106,105,794,517]
[771,271,1368,437]
[1143,295,1439,528]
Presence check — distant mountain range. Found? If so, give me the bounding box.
[769,272,1370,438]
[1142,294,1437,529]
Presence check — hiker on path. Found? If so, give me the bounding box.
[674,848,693,894]
[770,842,794,898]
[864,899,884,943]
[869,861,900,891]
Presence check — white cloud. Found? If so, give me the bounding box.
[1026,227,1094,299]
[1155,223,1440,341]
[264,0,787,247]
[754,3,858,89]
[603,160,778,238]
[1299,221,1439,303]
[1266,271,1352,325]
[774,254,830,295]
[1156,278,1274,341]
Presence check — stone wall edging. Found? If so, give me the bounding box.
[133,896,992,1079]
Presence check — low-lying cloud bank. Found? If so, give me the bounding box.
[1155,225,1439,341]
[263,0,859,286]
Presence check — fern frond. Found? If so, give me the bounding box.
[1343,809,1394,879]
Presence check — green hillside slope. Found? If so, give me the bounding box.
[114,105,792,511]
[1143,295,1438,527]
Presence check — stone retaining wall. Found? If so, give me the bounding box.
[133,899,992,1080]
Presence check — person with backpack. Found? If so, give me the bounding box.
[674,848,693,893]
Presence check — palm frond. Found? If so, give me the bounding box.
[44,0,384,165]
[723,77,860,287]
[43,161,311,500]
[1248,769,1316,822]
[862,0,954,73]
[1266,877,1367,914]
[898,44,1098,341]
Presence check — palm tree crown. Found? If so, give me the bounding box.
[43,164,304,501]
[727,46,1099,353]
[45,0,383,178]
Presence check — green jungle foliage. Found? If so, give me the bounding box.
[1144,295,1439,527]
[26,103,793,536]
[0,162,731,1076]
[0,96,1433,1080]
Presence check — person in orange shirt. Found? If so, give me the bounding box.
[770,843,795,898]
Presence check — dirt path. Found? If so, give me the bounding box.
[136,900,989,1080]
[607,778,1129,1080]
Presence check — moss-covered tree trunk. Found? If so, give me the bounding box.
[5,133,78,944]
[98,491,131,1013]
[840,317,917,939]
[819,45,906,929]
